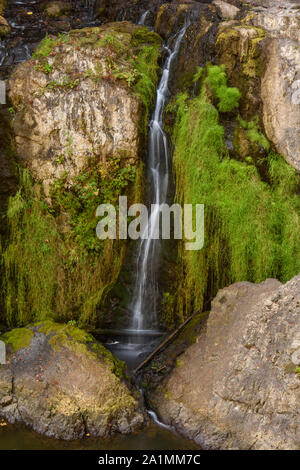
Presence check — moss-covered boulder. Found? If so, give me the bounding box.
[215,22,266,121]
[0,321,146,439]
[146,275,300,449]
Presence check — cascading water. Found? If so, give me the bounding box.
[130,21,189,333]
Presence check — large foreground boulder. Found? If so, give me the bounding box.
[146,275,300,449]
[0,322,146,439]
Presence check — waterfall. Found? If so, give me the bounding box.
[130,21,189,332]
[138,10,150,25]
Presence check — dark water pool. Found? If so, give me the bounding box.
[0,421,199,450]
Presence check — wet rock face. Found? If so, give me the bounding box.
[0,15,10,37]
[0,108,17,232]
[8,23,148,195]
[0,322,146,439]
[147,275,300,449]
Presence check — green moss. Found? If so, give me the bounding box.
[242,34,265,79]
[1,327,33,351]
[216,28,240,45]
[170,65,300,317]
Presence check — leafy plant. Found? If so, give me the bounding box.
[205,64,241,112]
[170,65,300,317]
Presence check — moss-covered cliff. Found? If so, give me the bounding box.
[164,64,300,323]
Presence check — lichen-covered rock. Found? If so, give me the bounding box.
[9,22,161,195]
[146,275,300,449]
[0,322,146,439]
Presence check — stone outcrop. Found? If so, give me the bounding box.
[0,15,9,37]
[9,22,160,195]
[246,1,300,170]
[146,275,300,449]
[0,321,146,439]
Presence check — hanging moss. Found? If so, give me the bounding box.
[170,64,300,317]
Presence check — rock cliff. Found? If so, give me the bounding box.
[0,321,146,439]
